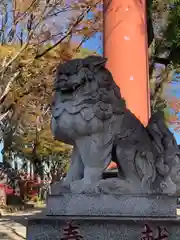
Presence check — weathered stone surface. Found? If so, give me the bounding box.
[27,216,180,240]
[46,193,177,217]
[51,56,180,195]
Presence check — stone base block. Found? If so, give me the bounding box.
[46,193,177,217]
[27,216,180,240]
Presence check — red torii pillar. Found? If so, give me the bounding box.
[103,0,151,169]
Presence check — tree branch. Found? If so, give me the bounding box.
[0,110,10,122]
[151,68,173,111]
[0,0,54,72]
[0,83,46,121]
[0,71,20,105]
[35,6,92,59]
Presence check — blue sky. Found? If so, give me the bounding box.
[173,132,180,143]
[82,32,103,55]
[169,74,180,143]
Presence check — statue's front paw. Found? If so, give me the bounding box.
[51,180,71,194]
[160,177,176,195]
[70,180,100,194]
[61,180,71,188]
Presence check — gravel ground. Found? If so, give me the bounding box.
[0,209,44,240]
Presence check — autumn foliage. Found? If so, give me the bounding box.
[0,0,102,177]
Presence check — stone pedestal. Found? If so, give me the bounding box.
[26,193,180,239]
[27,216,180,240]
[46,193,177,217]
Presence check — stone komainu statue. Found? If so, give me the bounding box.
[51,56,180,195]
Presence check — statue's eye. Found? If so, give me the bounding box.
[88,76,94,81]
[82,76,86,82]
[58,74,68,80]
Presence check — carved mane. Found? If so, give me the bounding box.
[55,56,126,116]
